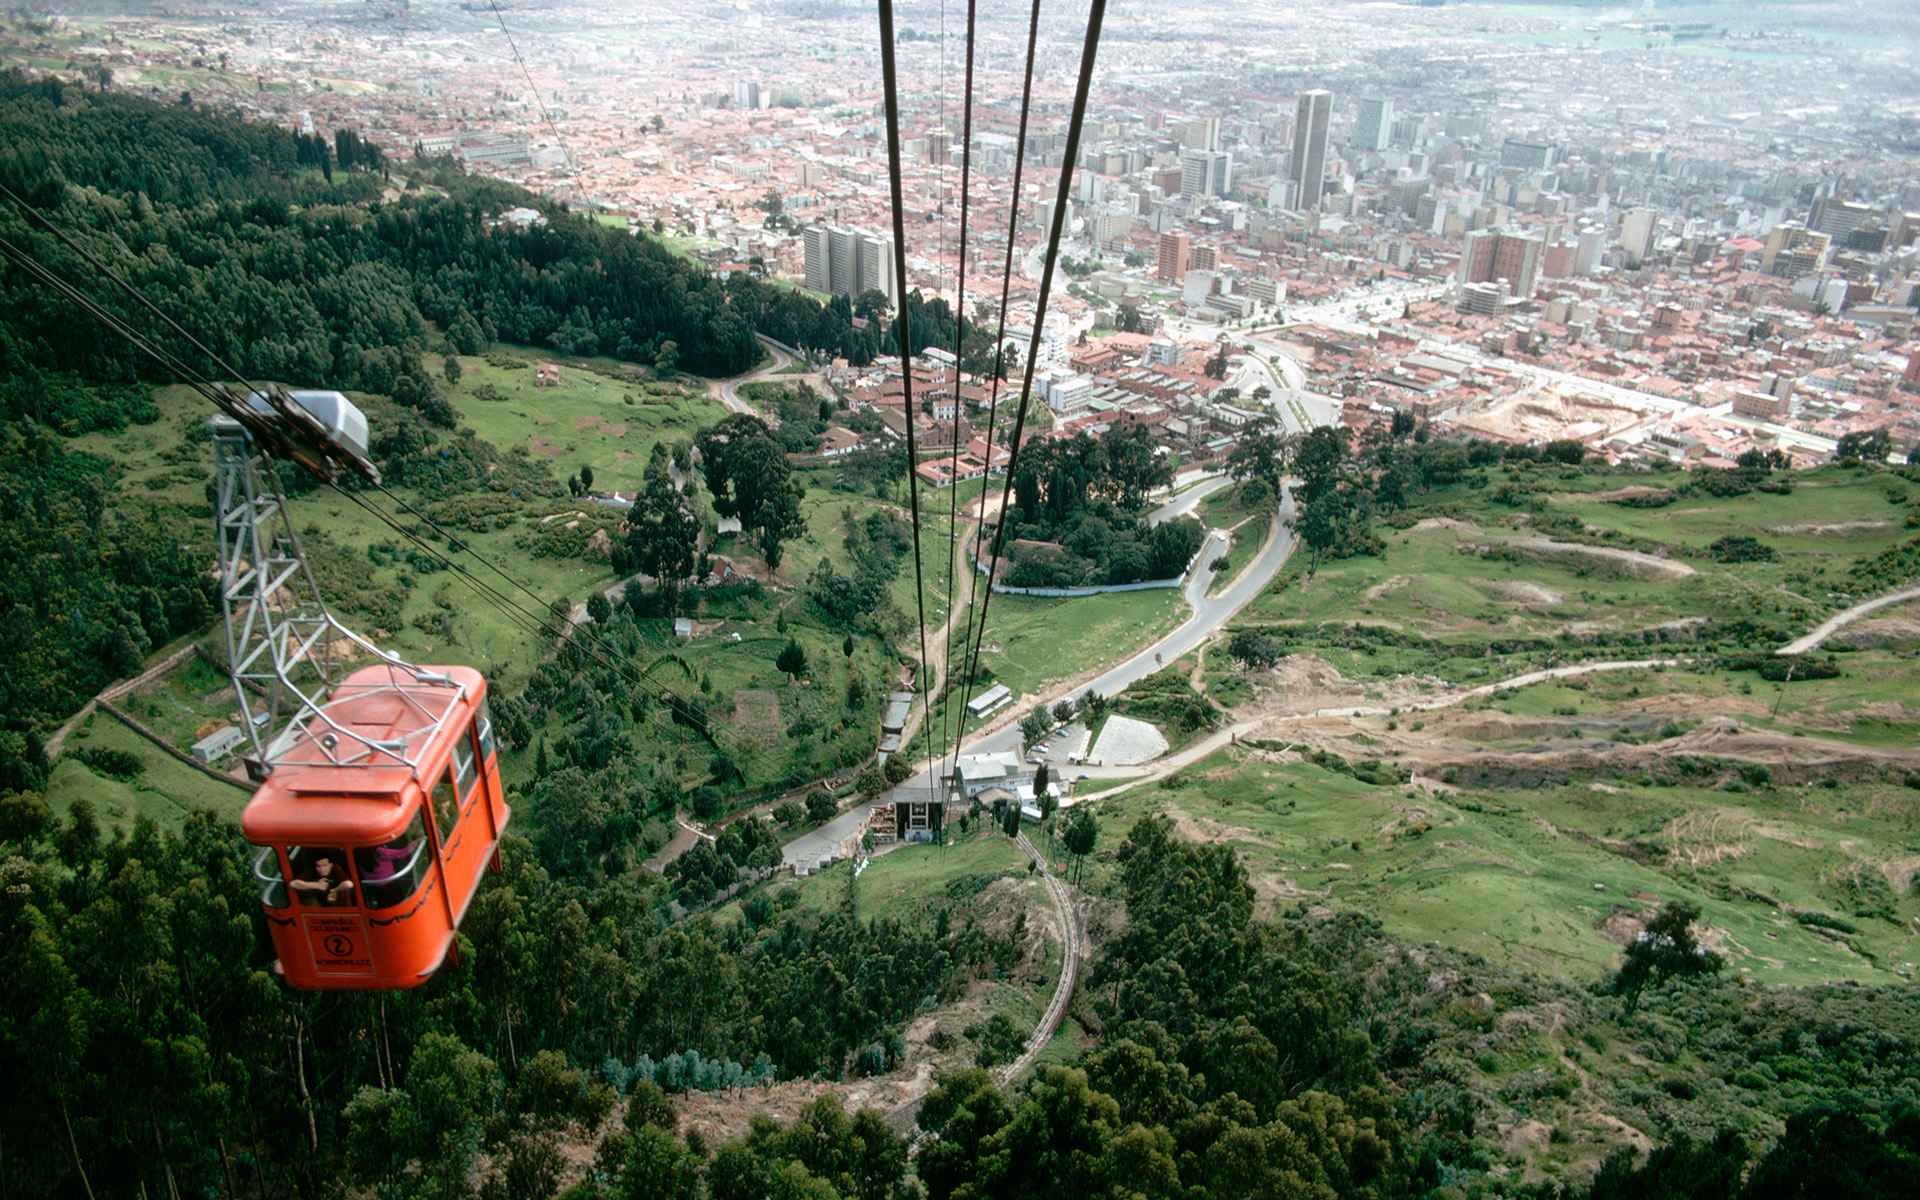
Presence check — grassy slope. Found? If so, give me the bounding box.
[1067,749,1920,990]
[1240,463,1914,675]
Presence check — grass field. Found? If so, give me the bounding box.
[446,347,727,499]
[1071,748,1920,990]
[47,711,251,832]
[856,832,1028,923]
[1234,463,1918,685]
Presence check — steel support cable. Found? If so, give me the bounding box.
[936,0,980,783]
[486,0,574,171]
[944,0,1046,749]
[0,205,782,781]
[0,182,256,389]
[877,0,939,805]
[324,483,793,778]
[0,183,373,482]
[949,0,1044,724]
[356,469,792,777]
[953,0,1109,745]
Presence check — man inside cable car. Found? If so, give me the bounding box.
[289,849,356,906]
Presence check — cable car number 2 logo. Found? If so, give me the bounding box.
[307,914,374,975]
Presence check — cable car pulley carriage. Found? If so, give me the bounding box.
[213,385,510,990]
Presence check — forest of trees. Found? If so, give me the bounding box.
[1001,426,1202,587]
[5,800,1915,1198]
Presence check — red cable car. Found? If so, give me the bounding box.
[206,396,510,990]
[242,664,509,989]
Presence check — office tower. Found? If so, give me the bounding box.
[1181,117,1219,152]
[1157,230,1190,283]
[1500,139,1555,169]
[734,80,760,110]
[1179,149,1232,199]
[802,226,831,293]
[1619,207,1659,265]
[856,233,898,307]
[1189,244,1218,273]
[1290,90,1333,211]
[927,131,952,165]
[1354,97,1392,153]
[1809,197,1874,240]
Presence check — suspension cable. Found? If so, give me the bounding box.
[485,0,575,172]
[953,0,1110,753]
[937,0,979,787]
[946,0,1045,752]
[877,0,938,804]
[0,211,786,779]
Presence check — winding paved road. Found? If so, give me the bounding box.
[712,334,814,415]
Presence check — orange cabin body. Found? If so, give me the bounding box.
[241,664,510,990]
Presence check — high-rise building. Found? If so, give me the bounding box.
[1157,231,1190,284]
[1181,117,1219,152]
[1500,139,1555,170]
[1189,244,1218,273]
[1290,90,1333,211]
[1574,228,1604,276]
[827,227,861,298]
[1459,228,1543,300]
[1354,97,1392,153]
[801,226,899,306]
[1179,149,1232,199]
[802,226,832,293]
[927,131,952,165]
[1619,207,1659,266]
[856,233,898,307]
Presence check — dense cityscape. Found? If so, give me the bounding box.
[25,1,1920,471]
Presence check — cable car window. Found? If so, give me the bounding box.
[475,698,496,762]
[252,846,289,909]
[431,766,460,851]
[287,847,357,907]
[452,729,476,799]
[356,810,430,910]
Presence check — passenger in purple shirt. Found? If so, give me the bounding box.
[355,840,418,907]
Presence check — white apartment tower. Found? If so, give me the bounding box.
[1619,207,1659,266]
[802,226,899,306]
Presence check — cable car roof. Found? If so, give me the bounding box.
[241,663,486,846]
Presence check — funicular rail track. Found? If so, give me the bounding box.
[999,832,1082,1084]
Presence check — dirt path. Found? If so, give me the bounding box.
[1778,584,1920,656]
[44,641,205,758]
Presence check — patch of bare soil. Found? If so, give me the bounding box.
[1881,856,1920,895]
[1482,579,1563,605]
[1663,808,1755,869]
[1412,516,1477,532]
[1364,575,1415,602]
[1163,800,1278,849]
[675,1069,939,1148]
[1581,486,1674,504]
